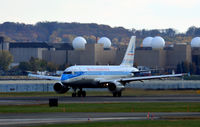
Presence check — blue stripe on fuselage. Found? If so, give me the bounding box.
[61,71,131,81]
[61,72,84,81]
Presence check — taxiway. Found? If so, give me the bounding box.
[1,112,200,127]
[0,95,200,105]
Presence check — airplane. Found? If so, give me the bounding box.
[29,36,183,97]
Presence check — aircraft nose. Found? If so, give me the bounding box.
[61,74,69,81]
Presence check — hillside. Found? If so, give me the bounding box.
[0,22,199,46]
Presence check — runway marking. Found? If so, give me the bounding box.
[0,112,200,126]
[0,117,155,125]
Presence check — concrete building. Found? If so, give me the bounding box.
[42,50,68,65]
[135,43,192,71]
[3,40,72,65]
[0,37,9,51]
[191,47,200,66]
[0,35,198,73]
[135,48,166,69]
[0,43,9,51]
[115,45,127,65]
[7,41,194,72]
[9,42,51,63]
[165,43,191,69]
[68,43,116,65]
[42,43,72,65]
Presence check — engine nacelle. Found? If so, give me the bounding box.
[107,81,124,92]
[53,82,70,94]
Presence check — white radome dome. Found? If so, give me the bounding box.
[97,37,111,48]
[142,37,153,47]
[72,36,87,50]
[151,36,165,49]
[191,37,200,47]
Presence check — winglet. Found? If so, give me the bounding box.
[120,36,136,66]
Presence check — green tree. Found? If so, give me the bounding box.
[29,57,42,71]
[18,57,58,72]
[40,60,48,71]
[0,51,13,71]
[18,62,30,71]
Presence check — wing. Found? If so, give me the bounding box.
[99,74,183,84]
[28,74,61,81]
[120,74,183,83]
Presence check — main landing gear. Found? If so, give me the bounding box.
[72,88,86,97]
[112,91,122,97]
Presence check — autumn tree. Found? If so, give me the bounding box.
[46,62,57,72]
[0,50,13,71]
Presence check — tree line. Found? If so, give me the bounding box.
[0,51,67,75]
[0,22,199,46]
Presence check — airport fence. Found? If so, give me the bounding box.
[1,80,200,92]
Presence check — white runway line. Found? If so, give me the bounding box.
[0,117,158,125]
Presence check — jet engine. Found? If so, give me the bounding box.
[107,81,125,92]
[53,82,70,94]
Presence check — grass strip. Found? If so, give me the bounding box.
[1,102,200,113]
[0,89,199,97]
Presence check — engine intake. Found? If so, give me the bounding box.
[53,82,70,94]
[107,81,124,92]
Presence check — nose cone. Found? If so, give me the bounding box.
[61,74,68,81]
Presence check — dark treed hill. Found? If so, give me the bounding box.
[0,22,200,46]
[0,22,132,43]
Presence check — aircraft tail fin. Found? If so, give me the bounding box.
[120,36,136,67]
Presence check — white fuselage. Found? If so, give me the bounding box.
[60,65,138,88]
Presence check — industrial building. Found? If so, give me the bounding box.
[67,36,115,65]
[68,43,116,65]
[134,36,193,72]
[9,42,51,63]
[135,43,192,70]
[42,43,73,65]
[1,36,200,73]
[0,36,116,66]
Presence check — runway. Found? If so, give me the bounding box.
[0,95,200,105]
[1,95,200,126]
[1,112,200,127]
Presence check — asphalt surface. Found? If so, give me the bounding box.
[1,112,200,127]
[0,95,200,105]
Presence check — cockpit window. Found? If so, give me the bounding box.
[63,71,72,74]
